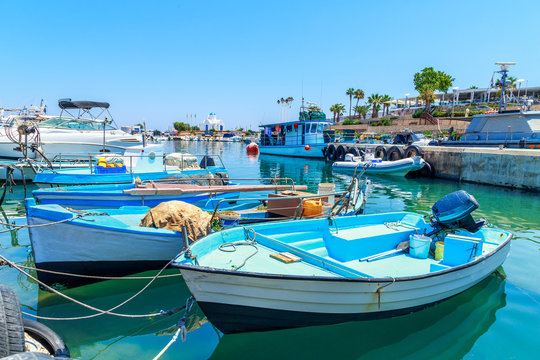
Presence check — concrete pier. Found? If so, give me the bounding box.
[326,143,540,191]
[421,146,540,191]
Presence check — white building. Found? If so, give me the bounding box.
[200,113,225,131]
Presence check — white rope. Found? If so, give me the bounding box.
[0,252,186,320]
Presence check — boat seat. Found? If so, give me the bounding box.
[326,224,416,262]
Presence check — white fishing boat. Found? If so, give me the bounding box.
[173,191,512,333]
[0,99,142,160]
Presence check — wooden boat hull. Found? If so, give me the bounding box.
[176,239,510,333]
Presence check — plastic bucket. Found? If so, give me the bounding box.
[434,241,444,260]
[409,234,431,259]
[318,183,335,205]
[322,203,332,217]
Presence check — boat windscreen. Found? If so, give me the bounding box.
[38,118,116,130]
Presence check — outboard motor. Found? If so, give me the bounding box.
[427,190,487,236]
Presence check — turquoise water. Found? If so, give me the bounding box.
[1,141,539,359]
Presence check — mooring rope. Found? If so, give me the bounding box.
[218,227,258,270]
[152,296,194,360]
[6,262,182,280]
[0,251,187,321]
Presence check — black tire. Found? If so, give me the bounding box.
[420,161,434,178]
[336,145,347,161]
[0,285,25,357]
[22,318,70,358]
[404,145,423,158]
[387,146,404,161]
[374,146,387,160]
[0,352,54,360]
[326,145,336,161]
[347,147,361,157]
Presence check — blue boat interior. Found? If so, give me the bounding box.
[176,212,511,279]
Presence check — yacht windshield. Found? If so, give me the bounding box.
[39,117,116,130]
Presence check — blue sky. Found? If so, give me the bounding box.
[2,0,540,130]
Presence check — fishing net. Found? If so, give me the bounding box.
[139,201,212,243]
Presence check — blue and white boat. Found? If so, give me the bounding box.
[31,183,309,208]
[24,198,258,288]
[33,146,227,187]
[259,100,332,158]
[172,191,512,333]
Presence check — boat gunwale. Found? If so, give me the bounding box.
[172,232,512,283]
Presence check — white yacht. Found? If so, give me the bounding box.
[0,99,142,160]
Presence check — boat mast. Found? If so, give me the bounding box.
[495,62,516,112]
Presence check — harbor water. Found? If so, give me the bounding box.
[1,141,539,359]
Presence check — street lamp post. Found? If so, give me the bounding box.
[451,87,459,118]
[517,79,525,99]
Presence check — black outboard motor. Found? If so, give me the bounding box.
[199,156,216,169]
[427,190,487,236]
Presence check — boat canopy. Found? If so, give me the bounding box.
[58,100,110,110]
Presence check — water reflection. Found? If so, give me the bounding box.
[36,274,202,359]
[210,274,506,360]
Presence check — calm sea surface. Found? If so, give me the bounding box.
[0,141,539,359]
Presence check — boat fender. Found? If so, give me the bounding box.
[22,318,70,358]
[374,145,387,160]
[326,145,337,161]
[420,160,434,178]
[0,285,25,357]
[336,145,347,161]
[304,145,311,151]
[386,146,404,161]
[404,145,423,158]
[347,147,362,157]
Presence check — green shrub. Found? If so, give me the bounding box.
[342,119,354,125]
[412,110,423,118]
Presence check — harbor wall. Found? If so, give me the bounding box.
[421,146,540,191]
[329,143,540,191]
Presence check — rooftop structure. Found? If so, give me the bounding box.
[200,113,225,131]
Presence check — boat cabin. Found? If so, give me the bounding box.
[260,120,332,146]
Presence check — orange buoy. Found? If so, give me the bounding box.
[305,145,311,151]
[246,142,259,154]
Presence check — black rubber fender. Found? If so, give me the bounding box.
[0,352,55,359]
[374,145,387,160]
[387,146,404,161]
[336,145,347,161]
[0,285,25,357]
[404,145,423,158]
[347,147,361,157]
[326,145,337,161]
[22,318,70,358]
[420,160,434,177]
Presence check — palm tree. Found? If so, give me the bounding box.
[381,94,392,116]
[367,93,384,118]
[330,103,346,123]
[353,89,364,115]
[346,88,355,119]
[353,105,370,120]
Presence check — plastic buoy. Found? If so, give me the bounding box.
[305,145,311,150]
[246,142,259,154]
